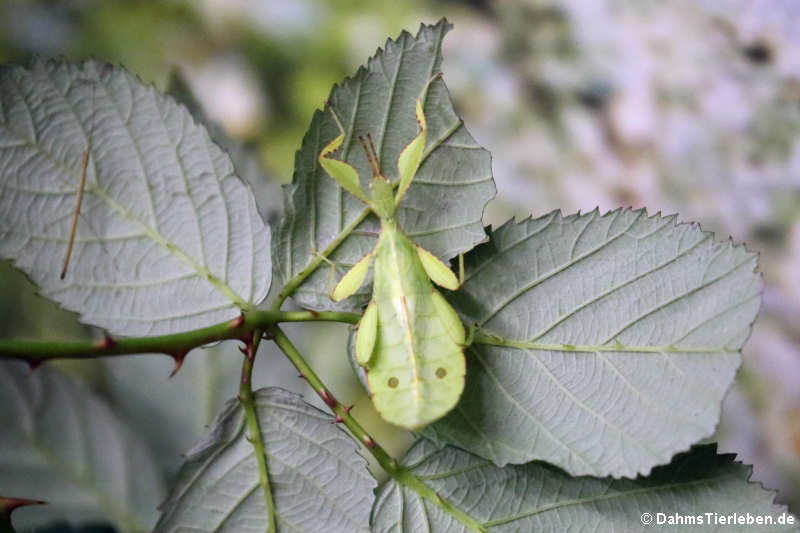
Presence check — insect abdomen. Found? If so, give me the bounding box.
[367,223,465,429]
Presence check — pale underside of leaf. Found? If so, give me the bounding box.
[166,69,283,226]
[372,438,797,532]
[155,387,376,533]
[0,361,164,533]
[426,208,762,478]
[102,344,241,477]
[0,59,271,336]
[274,19,495,311]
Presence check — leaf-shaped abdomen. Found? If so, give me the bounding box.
[366,221,465,430]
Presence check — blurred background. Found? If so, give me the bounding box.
[1,0,799,530]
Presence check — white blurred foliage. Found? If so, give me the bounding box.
[452,0,800,243]
[181,55,267,137]
[198,0,323,38]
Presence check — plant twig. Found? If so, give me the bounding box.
[238,329,277,533]
[0,310,359,367]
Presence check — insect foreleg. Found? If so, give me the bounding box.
[395,98,427,205]
[319,107,370,204]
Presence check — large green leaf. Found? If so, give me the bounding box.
[0,59,271,336]
[427,209,761,477]
[372,438,797,532]
[155,387,376,533]
[274,19,495,311]
[0,361,164,532]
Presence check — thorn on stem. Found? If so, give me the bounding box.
[308,310,320,319]
[297,372,306,379]
[168,350,188,378]
[96,334,116,350]
[333,414,344,424]
[27,360,43,373]
[343,404,354,414]
[229,313,245,329]
[1,496,46,519]
[320,389,337,409]
[362,435,376,448]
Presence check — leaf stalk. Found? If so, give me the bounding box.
[238,330,278,533]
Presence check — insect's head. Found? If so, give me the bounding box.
[359,134,396,219]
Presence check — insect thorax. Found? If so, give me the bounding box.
[369,175,396,219]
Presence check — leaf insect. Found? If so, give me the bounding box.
[318,83,467,430]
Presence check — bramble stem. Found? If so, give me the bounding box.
[266,325,398,472]
[238,330,277,533]
[266,324,487,533]
[0,310,359,365]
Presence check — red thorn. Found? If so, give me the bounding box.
[167,351,188,378]
[343,404,354,414]
[238,345,248,356]
[229,313,245,329]
[27,360,43,373]
[1,496,46,519]
[333,414,344,424]
[297,372,305,379]
[237,394,246,403]
[362,436,376,448]
[308,309,319,318]
[95,334,115,350]
[263,331,275,341]
[320,389,337,409]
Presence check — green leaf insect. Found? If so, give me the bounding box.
[319,95,466,430]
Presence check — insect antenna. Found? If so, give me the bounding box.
[366,133,379,167]
[358,134,381,178]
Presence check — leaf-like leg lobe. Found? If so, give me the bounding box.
[356,300,378,366]
[332,252,375,302]
[417,245,460,290]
